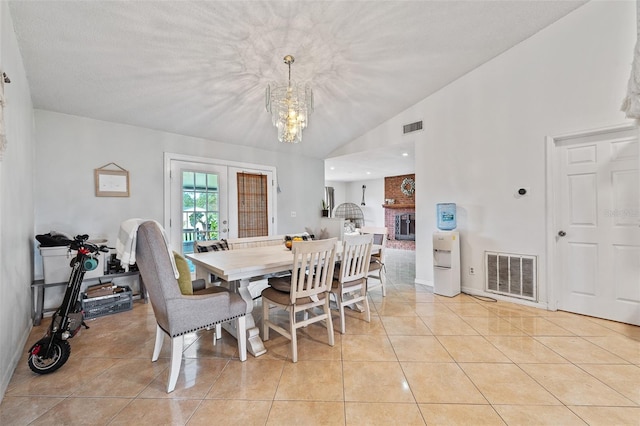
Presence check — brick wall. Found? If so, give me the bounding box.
[384,174,415,205]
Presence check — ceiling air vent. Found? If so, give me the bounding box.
[403,121,423,135]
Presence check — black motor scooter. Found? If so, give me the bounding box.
[27,235,109,374]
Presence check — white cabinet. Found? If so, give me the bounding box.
[433,231,460,297]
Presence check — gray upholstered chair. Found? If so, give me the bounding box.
[135,221,247,393]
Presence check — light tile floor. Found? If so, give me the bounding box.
[2,249,639,425]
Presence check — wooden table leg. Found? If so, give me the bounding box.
[221,278,267,357]
[194,266,266,357]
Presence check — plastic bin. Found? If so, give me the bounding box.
[40,246,107,283]
[39,246,108,310]
[81,286,133,319]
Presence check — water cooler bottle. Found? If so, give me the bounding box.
[433,231,461,297]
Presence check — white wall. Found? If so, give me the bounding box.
[0,1,35,401]
[333,1,636,307]
[325,178,385,228]
[33,111,326,279]
[347,179,384,228]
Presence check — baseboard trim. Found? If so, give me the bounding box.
[414,279,433,290]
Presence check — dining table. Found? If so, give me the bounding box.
[186,240,380,357]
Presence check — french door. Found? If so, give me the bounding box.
[165,154,277,254]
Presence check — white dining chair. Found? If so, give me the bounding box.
[261,238,338,362]
[330,233,373,334]
[360,226,388,296]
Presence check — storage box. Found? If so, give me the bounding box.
[40,246,107,284]
[85,282,115,298]
[81,286,133,320]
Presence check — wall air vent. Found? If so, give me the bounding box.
[485,251,537,302]
[403,121,423,134]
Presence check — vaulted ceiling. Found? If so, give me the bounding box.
[8,1,586,181]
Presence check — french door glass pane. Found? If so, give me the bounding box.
[182,171,220,254]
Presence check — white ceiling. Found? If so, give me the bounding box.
[8,1,586,181]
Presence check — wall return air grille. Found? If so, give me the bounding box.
[402,121,423,134]
[485,251,537,302]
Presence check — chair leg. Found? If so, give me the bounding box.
[380,268,386,297]
[152,325,164,362]
[210,324,221,346]
[289,309,298,363]
[325,297,334,347]
[167,335,184,393]
[338,290,346,335]
[237,315,247,362]
[262,298,270,341]
[362,286,371,323]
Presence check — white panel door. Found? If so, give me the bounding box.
[554,125,640,325]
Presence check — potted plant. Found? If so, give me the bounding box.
[321,200,329,217]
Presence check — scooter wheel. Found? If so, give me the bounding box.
[27,337,70,374]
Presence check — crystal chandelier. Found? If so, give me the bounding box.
[265,55,313,144]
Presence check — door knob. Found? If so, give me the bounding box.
[558,230,566,237]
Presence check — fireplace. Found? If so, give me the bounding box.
[382,174,416,250]
[394,213,415,241]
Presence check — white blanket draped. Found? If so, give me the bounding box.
[116,218,179,278]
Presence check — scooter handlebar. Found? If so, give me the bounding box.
[67,236,109,255]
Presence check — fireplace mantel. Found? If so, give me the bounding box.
[382,204,415,209]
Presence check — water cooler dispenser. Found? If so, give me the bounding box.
[433,231,461,297]
[436,203,457,230]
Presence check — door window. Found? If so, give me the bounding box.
[182,171,221,254]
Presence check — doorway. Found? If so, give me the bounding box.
[548,123,639,325]
[164,153,277,253]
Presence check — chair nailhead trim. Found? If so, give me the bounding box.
[170,313,246,338]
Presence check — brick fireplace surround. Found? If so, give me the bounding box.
[383,174,415,251]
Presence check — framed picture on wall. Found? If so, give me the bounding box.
[94,163,129,197]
